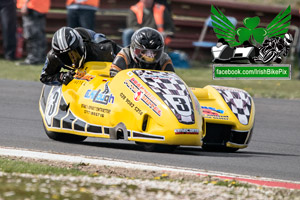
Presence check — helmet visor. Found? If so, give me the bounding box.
[134,47,163,64]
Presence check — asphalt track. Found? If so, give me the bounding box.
[0,79,299,182]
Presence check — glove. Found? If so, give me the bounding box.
[60,71,75,85]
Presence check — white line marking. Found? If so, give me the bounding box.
[0,146,299,187]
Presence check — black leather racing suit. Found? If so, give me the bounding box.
[40,28,121,85]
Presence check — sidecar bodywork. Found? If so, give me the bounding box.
[39,62,255,152]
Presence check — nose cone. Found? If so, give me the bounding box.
[133,70,195,124]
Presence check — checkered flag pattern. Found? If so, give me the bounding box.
[213,86,252,125]
[134,70,195,124]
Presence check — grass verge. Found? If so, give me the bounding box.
[0,157,88,176]
[0,156,300,200]
[1,58,300,99]
[0,59,43,82]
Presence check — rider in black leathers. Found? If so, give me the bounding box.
[40,27,121,85]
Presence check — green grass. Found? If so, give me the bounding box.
[0,157,88,176]
[1,58,300,99]
[0,59,43,81]
[0,157,299,199]
[176,66,300,100]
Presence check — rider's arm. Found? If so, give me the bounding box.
[161,53,175,72]
[110,52,128,77]
[162,60,175,72]
[40,50,65,85]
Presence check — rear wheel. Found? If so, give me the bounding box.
[43,124,87,143]
[136,142,178,152]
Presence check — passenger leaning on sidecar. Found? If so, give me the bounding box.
[110,27,175,77]
[40,27,121,85]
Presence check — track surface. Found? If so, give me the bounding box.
[0,79,299,181]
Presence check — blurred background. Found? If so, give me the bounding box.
[0,0,300,99]
[0,0,298,62]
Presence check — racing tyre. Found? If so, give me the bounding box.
[43,124,87,143]
[136,142,178,152]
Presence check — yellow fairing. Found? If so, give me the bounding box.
[191,85,255,149]
[40,62,203,146]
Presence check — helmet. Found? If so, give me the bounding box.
[283,33,293,46]
[130,27,164,68]
[52,27,86,69]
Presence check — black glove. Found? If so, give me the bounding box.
[60,71,75,85]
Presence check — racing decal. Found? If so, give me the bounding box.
[133,70,195,124]
[201,106,229,120]
[87,124,102,134]
[42,88,104,135]
[174,129,199,135]
[74,119,86,131]
[74,70,95,81]
[84,82,115,105]
[127,130,131,138]
[212,86,252,125]
[134,90,144,102]
[52,108,104,135]
[40,85,53,113]
[62,111,76,129]
[120,92,144,116]
[103,127,110,135]
[132,131,165,141]
[45,86,62,126]
[201,106,224,114]
[81,103,111,118]
[52,96,69,128]
[124,77,162,116]
[127,71,134,76]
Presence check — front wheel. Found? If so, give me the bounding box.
[43,124,87,143]
[136,142,178,152]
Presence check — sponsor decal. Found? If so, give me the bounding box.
[120,92,143,115]
[74,70,95,81]
[175,129,199,135]
[81,103,111,118]
[143,74,173,80]
[134,90,144,102]
[84,82,114,105]
[204,115,229,120]
[124,77,162,116]
[201,106,228,120]
[201,106,224,114]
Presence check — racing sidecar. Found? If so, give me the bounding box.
[39,62,255,152]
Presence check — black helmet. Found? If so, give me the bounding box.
[52,27,86,69]
[130,27,164,68]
